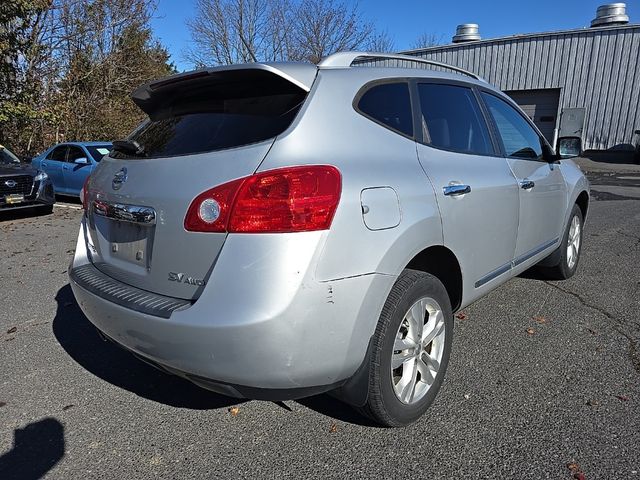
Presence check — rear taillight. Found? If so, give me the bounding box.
[184,178,244,232]
[80,175,91,212]
[184,166,341,233]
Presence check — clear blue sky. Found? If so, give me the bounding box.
[150,0,639,71]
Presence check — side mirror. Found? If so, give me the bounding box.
[74,157,89,165]
[556,137,582,159]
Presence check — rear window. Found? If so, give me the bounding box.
[111,70,307,159]
[357,82,413,137]
[87,145,112,162]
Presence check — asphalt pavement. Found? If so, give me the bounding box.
[1,164,639,479]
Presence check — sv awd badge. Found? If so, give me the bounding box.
[168,272,206,286]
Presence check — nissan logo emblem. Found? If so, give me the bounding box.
[4,180,17,188]
[112,167,128,190]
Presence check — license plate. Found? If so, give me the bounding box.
[5,194,24,204]
[103,219,153,268]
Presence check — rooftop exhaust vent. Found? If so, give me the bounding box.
[591,3,629,27]
[452,24,481,43]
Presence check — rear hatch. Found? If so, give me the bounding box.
[84,65,316,300]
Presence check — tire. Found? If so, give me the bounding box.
[543,204,583,280]
[358,269,453,427]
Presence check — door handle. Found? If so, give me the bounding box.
[443,184,471,196]
[519,180,535,190]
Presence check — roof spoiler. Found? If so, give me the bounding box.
[131,63,318,119]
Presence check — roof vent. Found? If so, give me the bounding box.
[591,3,629,27]
[452,24,481,43]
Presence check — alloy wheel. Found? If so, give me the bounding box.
[566,214,581,269]
[391,297,446,404]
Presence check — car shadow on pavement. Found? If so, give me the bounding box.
[0,418,65,480]
[0,207,52,222]
[296,395,379,427]
[52,284,242,410]
[517,266,561,281]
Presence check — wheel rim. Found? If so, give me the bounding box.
[566,214,581,269]
[391,296,446,405]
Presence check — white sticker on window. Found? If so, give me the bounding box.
[96,148,110,155]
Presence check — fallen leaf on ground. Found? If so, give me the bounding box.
[228,406,240,416]
[455,312,468,320]
[0,401,6,407]
[567,462,580,472]
[615,395,630,402]
[6,327,17,334]
[464,394,470,400]
[586,399,599,407]
[329,423,338,433]
[62,404,75,411]
[526,327,535,335]
[533,316,547,324]
[587,328,597,335]
[567,462,586,479]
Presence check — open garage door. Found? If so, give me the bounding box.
[505,89,560,145]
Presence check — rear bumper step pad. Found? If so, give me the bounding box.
[70,263,191,318]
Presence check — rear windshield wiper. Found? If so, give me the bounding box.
[112,140,146,157]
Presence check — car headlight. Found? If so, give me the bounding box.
[34,171,48,181]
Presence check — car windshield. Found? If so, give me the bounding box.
[0,147,21,165]
[86,145,112,162]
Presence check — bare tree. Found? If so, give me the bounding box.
[292,0,372,63]
[186,0,375,66]
[185,0,294,66]
[365,30,395,53]
[410,32,443,50]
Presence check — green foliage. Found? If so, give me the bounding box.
[0,0,174,157]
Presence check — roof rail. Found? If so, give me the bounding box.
[318,51,482,81]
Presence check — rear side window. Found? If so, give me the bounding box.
[67,146,86,162]
[86,145,112,162]
[112,70,307,159]
[418,83,493,155]
[357,82,413,137]
[47,146,68,161]
[481,92,543,159]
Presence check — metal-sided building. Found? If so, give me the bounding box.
[403,3,640,153]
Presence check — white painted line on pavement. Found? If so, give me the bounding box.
[54,203,82,210]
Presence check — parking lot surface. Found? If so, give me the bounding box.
[1,167,639,479]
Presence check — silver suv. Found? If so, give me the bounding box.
[69,52,589,427]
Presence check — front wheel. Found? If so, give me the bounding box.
[358,269,453,427]
[542,204,584,280]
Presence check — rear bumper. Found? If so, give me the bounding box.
[69,219,395,398]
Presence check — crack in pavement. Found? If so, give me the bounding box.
[544,280,640,375]
[616,229,640,250]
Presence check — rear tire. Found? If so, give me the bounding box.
[357,269,453,427]
[542,204,583,280]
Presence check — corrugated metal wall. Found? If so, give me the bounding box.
[406,25,640,151]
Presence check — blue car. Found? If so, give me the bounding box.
[31,142,112,196]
